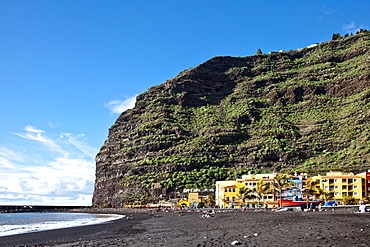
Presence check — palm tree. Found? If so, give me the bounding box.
[207,193,216,207]
[363,196,370,204]
[237,186,256,207]
[342,196,357,205]
[272,174,294,206]
[301,180,319,209]
[318,188,334,203]
[253,180,272,207]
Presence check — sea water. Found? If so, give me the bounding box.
[0,212,124,237]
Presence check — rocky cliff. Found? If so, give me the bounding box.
[93,32,370,207]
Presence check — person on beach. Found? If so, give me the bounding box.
[359,204,366,213]
[309,203,314,212]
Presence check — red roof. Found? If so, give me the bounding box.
[224,185,237,188]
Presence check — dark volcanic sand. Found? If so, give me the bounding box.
[0,209,369,247]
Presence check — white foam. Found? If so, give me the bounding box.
[0,213,125,237]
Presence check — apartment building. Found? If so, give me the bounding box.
[313,171,369,202]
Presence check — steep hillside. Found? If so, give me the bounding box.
[93,32,370,207]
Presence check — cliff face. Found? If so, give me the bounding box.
[93,32,370,207]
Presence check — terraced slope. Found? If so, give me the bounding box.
[93,32,370,206]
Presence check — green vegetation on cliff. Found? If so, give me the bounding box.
[93,31,370,206]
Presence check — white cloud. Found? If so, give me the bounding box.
[15,125,68,158]
[0,126,97,206]
[61,133,98,159]
[321,5,335,15]
[104,95,137,114]
[0,146,24,168]
[343,21,356,32]
[0,157,17,168]
[343,21,369,33]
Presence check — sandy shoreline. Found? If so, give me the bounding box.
[0,208,369,247]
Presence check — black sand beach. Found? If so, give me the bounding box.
[0,208,369,247]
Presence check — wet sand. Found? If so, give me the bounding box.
[0,208,369,247]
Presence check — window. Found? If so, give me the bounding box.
[226,197,230,201]
[334,179,339,183]
[353,178,358,183]
[334,192,340,196]
[354,185,358,189]
[334,185,339,189]
[324,185,329,190]
[232,188,236,192]
[368,187,370,191]
[343,179,347,183]
[321,179,327,183]
[232,197,236,202]
[368,180,370,184]
[354,192,358,196]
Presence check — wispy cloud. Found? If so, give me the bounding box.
[15,125,68,158]
[343,21,368,33]
[104,95,137,114]
[321,5,336,15]
[0,146,24,168]
[61,133,98,159]
[0,126,97,205]
[0,157,17,168]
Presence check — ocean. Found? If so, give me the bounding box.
[0,212,124,237]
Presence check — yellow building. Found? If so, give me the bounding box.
[216,173,276,208]
[315,171,366,203]
[178,190,214,208]
[215,180,237,208]
[188,192,201,207]
[216,171,370,208]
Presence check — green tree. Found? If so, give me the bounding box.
[253,180,272,207]
[332,33,342,40]
[363,196,370,204]
[197,197,207,208]
[207,193,216,207]
[256,48,263,55]
[318,188,335,202]
[301,180,320,209]
[237,186,256,207]
[342,196,357,205]
[272,174,294,206]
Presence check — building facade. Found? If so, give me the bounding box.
[313,171,370,203]
[216,173,277,208]
[216,171,370,208]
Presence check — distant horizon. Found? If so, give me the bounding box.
[0,204,89,207]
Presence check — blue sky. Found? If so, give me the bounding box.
[0,0,369,205]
